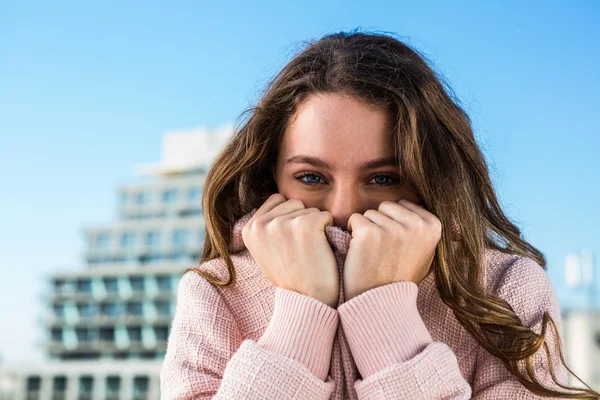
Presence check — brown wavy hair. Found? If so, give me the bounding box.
[188,29,599,398]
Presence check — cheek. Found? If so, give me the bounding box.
[275,179,322,208]
[274,177,302,198]
[404,192,422,204]
[395,184,422,204]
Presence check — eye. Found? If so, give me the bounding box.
[294,172,399,187]
[373,175,395,185]
[295,172,324,186]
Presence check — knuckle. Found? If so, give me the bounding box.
[272,193,285,201]
[431,221,442,238]
[409,214,422,227]
[288,198,305,208]
[254,215,267,227]
[292,214,304,225]
[320,210,332,218]
[377,201,391,211]
[364,209,377,218]
[271,215,284,227]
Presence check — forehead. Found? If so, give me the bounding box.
[281,93,395,170]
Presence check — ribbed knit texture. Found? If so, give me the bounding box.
[337,280,434,379]
[257,287,339,381]
[160,207,570,399]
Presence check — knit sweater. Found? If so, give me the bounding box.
[160,207,569,399]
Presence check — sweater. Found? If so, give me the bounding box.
[160,207,570,399]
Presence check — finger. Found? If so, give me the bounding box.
[346,212,372,236]
[377,200,417,227]
[362,209,397,232]
[280,206,319,221]
[313,210,334,232]
[253,193,287,220]
[269,197,306,220]
[260,196,306,224]
[398,199,438,225]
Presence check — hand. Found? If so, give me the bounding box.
[343,199,441,302]
[242,193,340,308]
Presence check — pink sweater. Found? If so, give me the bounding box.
[160,208,569,399]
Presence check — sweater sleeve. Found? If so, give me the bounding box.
[470,255,571,399]
[159,270,338,400]
[337,281,472,399]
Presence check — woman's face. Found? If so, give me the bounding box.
[273,92,421,231]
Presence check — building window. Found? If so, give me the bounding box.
[140,352,156,359]
[95,233,110,248]
[180,208,202,217]
[127,326,142,342]
[75,327,95,343]
[99,327,115,342]
[120,232,136,248]
[168,251,190,263]
[133,376,149,398]
[127,301,143,317]
[130,276,145,293]
[53,303,64,318]
[105,376,121,399]
[156,275,172,291]
[154,326,169,341]
[76,279,92,293]
[87,255,111,265]
[51,328,62,342]
[145,230,161,247]
[77,303,96,318]
[26,376,41,392]
[103,277,118,294]
[139,254,163,264]
[101,302,123,317]
[53,376,67,396]
[54,279,67,292]
[155,300,171,316]
[172,229,188,248]
[188,187,201,202]
[135,192,148,205]
[79,376,93,398]
[162,189,177,204]
[120,191,128,206]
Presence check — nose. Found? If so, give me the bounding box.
[327,189,367,231]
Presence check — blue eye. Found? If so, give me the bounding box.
[297,174,323,185]
[294,172,399,187]
[373,175,393,185]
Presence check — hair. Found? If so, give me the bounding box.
[187,29,599,398]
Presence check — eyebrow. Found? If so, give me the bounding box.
[284,155,399,170]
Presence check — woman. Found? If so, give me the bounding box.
[159,30,599,399]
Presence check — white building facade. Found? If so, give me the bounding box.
[0,126,233,400]
[559,251,600,391]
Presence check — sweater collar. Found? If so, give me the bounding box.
[229,208,353,257]
[229,207,441,291]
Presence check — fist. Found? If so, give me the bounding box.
[241,193,340,308]
[343,199,441,301]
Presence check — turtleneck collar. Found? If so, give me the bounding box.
[228,207,443,295]
[229,208,353,257]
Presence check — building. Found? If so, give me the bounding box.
[559,251,600,391]
[0,126,233,400]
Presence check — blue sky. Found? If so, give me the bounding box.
[0,1,598,362]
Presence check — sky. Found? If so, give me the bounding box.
[0,1,598,363]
